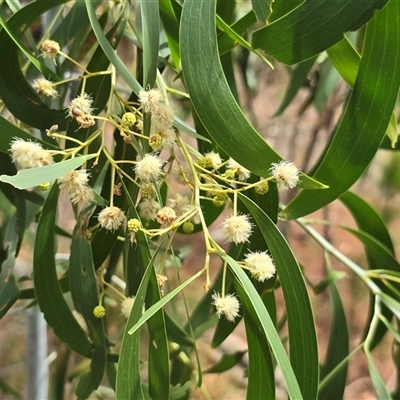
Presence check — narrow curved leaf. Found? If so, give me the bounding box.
[159,0,180,68]
[0,154,96,189]
[251,0,272,22]
[282,2,400,219]
[241,305,275,400]
[239,193,318,400]
[275,56,317,116]
[318,270,349,400]
[252,0,388,65]
[140,0,159,88]
[0,214,20,319]
[33,184,92,357]
[180,0,325,190]
[340,191,394,253]
[85,0,142,94]
[221,254,304,400]
[69,209,107,399]
[366,351,392,399]
[125,181,170,400]
[328,37,398,147]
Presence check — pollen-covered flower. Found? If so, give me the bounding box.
[226,158,250,181]
[204,151,223,169]
[244,251,276,282]
[138,88,164,114]
[76,115,95,129]
[10,138,54,169]
[212,292,240,322]
[58,170,94,205]
[67,93,94,118]
[270,160,300,190]
[150,126,176,150]
[58,170,90,193]
[156,206,176,226]
[220,214,253,244]
[120,297,135,318]
[152,103,174,131]
[98,206,126,231]
[138,198,161,220]
[156,274,168,296]
[135,154,163,182]
[32,78,58,98]
[40,39,60,62]
[69,186,95,205]
[170,194,191,216]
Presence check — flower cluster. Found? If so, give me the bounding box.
[57,169,94,205]
[138,88,176,150]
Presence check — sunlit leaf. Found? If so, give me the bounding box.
[0,154,96,189]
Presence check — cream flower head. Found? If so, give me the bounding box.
[226,158,250,181]
[10,138,54,169]
[270,160,300,190]
[244,251,276,282]
[212,292,240,322]
[32,78,58,98]
[220,214,253,244]
[98,206,126,231]
[135,153,163,182]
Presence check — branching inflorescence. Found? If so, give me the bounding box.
[9,38,301,323]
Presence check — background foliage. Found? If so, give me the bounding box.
[0,0,400,399]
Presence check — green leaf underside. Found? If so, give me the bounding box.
[33,184,92,357]
[238,194,318,400]
[252,0,388,65]
[0,155,96,189]
[180,0,325,190]
[281,3,400,220]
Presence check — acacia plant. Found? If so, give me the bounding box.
[0,0,400,399]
